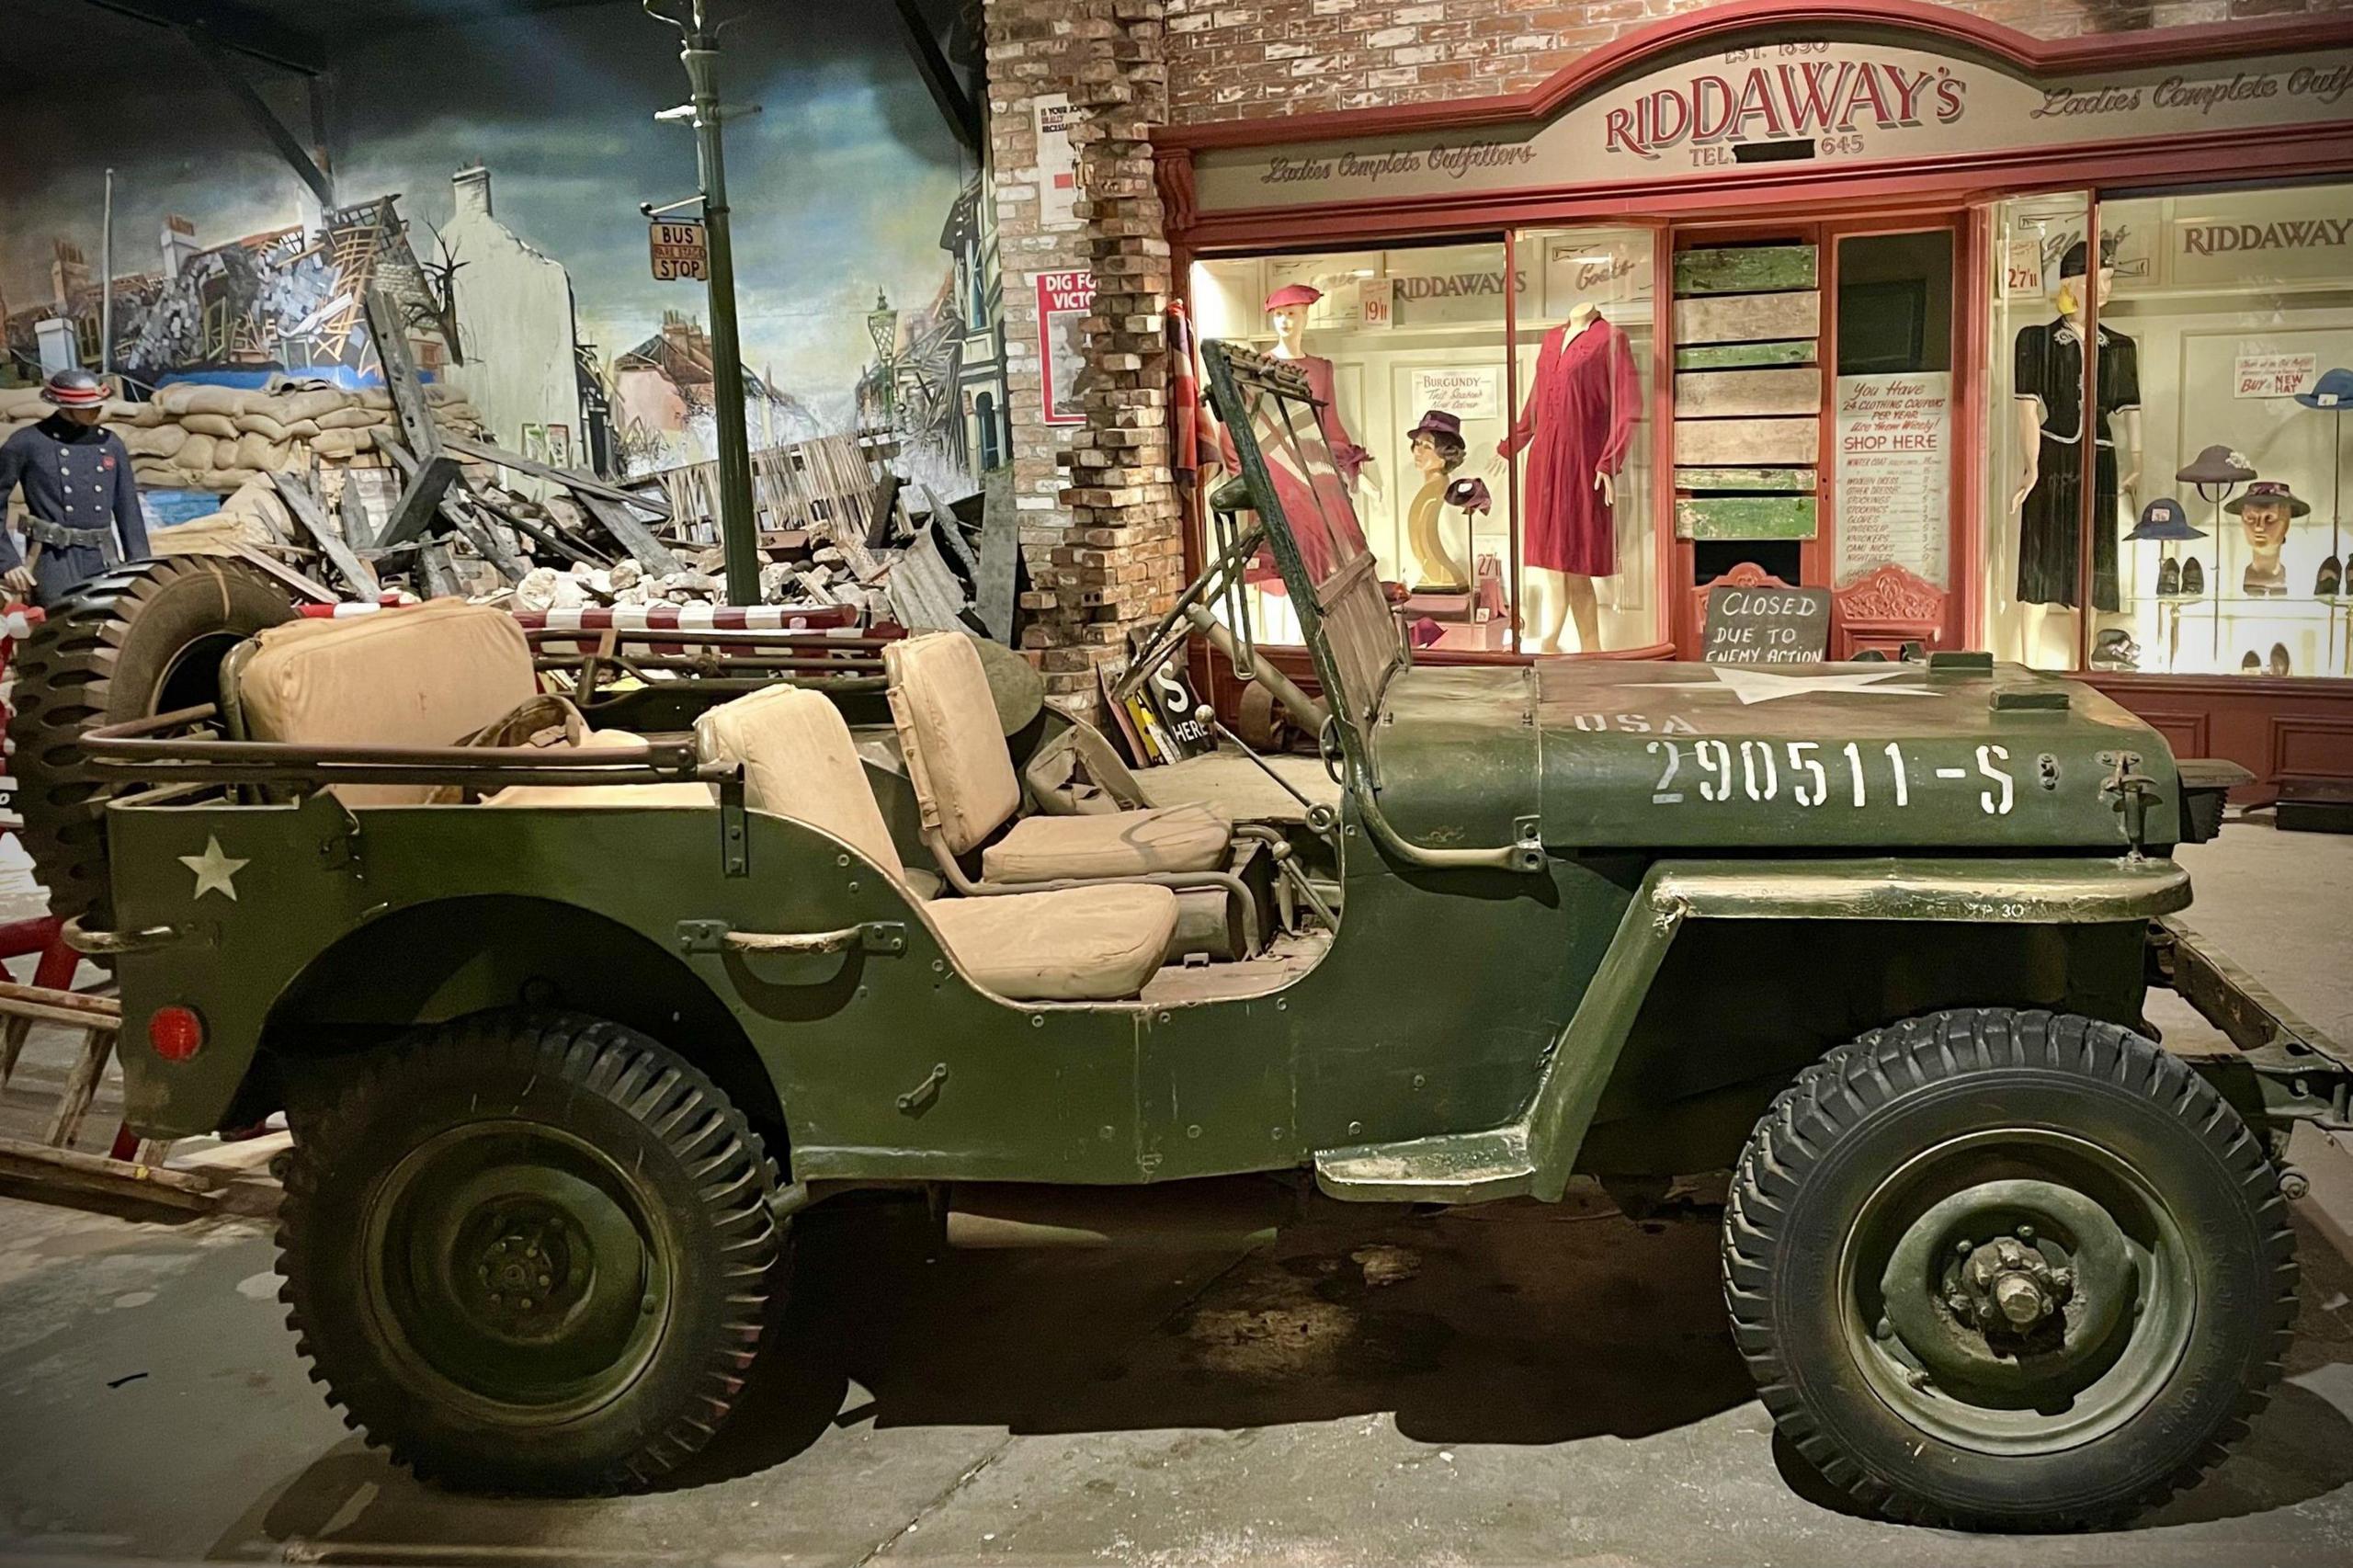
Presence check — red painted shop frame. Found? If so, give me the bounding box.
[1157,0,2353,790]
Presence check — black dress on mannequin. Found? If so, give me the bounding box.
[2014,318,2138,611]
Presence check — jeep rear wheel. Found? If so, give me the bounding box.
[1723,1008,2296,1529]
[278,1014,781,1494]
[7,555,294,933]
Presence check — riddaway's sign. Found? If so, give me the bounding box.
[1194,37,2353,212]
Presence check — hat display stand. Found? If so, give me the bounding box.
[2177,445,2256,669]
[2126,497,2205,675]
[2295,369,2350,672]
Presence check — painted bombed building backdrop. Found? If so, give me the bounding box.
[0,0,1003,496]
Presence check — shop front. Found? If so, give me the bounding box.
[1159,1,2353,798]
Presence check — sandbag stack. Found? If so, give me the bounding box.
[0,379,486,494]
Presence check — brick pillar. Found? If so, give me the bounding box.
[986,0,1182,714]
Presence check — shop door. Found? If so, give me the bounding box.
[1823,222,1962,656]
[1666,217,1965,656]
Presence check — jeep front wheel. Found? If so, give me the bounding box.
[277,1014,781,1493]
[1724,1008,2296,1529]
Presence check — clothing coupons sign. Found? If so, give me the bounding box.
[1835,371,1952,589]
[1408,367,1501,421]
[1702,582,1830,665]
[1035,96,1082,231]
[648,220,707,282]
[1037,269,1096,427]
[2233,351,2318,399]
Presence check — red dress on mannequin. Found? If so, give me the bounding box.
[1220,353,1371,586]
[1501,315,1640,576]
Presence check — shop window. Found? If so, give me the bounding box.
[1192,244,1517,651]
[1986,184,2353,678]
[2094,183,2353,682]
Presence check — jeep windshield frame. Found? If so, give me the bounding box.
[1198,340,1406,773]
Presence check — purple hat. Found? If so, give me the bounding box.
[2225,480,2309,517]
[1405,409,1462,444]
[1264,283,1323,312]
[1445,477,1492,515]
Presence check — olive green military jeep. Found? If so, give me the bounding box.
[56,342,2351,1528]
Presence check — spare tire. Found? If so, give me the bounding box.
[8,557,296,934]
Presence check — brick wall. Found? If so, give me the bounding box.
[986,0,1185,710]
[1164,0,2353,125]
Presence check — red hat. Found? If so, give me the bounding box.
[42,369,107,408]
[1264,283,1322,312]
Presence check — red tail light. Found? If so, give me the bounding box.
[148,1006,205,1062]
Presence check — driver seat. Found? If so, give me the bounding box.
[882,632,1232,887]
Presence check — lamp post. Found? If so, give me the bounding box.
[646,0,760,606]
[867,290,899,430]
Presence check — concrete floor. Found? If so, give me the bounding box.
[2,817,2351,1566]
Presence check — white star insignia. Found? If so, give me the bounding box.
[1629,665,1936,705]
[180,835,249,902]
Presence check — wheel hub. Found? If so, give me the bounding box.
[1949,1232,2072,1334]
[463,1216,585,1329]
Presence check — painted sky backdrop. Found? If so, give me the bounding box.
[0,0,970,429]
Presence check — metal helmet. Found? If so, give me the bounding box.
[42,369,107,408]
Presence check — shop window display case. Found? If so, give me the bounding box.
[1189,228,1661,656]
[1987,184,2353,682]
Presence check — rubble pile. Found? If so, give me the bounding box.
[0,379,485,494]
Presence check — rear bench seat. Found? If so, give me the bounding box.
[238,599,708,807]
[697,684,1176,1004]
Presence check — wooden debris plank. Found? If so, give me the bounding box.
[1676,368,1821,419]
[1674,244,1817,296]
[579,493,688,577]
[1673,290,1819,346]
[1676,339,1817,371]
[975,466,1018,644]
[1677,466,1818,492]
[444,437,672,519]
[416,540,461,599]
[0,1135,221,1214]
[269,473,381,596]
[1677,495,1819,541]
[444,500,528,584]
[473,493,613,569]
[378,453,464,549]
[1674,415,1819,467]
[362,286,443,460]
[230,542,340,605]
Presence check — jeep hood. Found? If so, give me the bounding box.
[1371,658,2180,853]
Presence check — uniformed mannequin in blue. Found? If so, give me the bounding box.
[0,369,151,608]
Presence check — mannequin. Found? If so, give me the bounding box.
[2227,482,2304,596]
[1263,283,1380,513]
[1499,300,1640,653]
[1402,408,1469,589]
[2010,239,2141,666]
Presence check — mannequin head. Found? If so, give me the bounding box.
[2229,482,2304,562]
[1404,410,1466,480]
[1264,283,1323,358]
[2054,237,2115,319]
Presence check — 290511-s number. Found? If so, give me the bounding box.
[1648,740,2016,815]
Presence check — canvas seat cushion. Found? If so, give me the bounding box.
[981,801,1232,883]
[882,632,1024,855]
[238,598,539,807]
[925,886,1176,1003]
[483,730,715,809]
[695,684,1175,1002]
[694,685,904,875]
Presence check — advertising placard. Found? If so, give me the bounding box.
[1037,269,1096,427]
[2233,350,2318,398]
[1835,371,1952,589]
[1407,367,1502,422]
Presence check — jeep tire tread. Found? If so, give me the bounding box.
[7,555,293,931]
[1723,1007,2297,1529]
[276,1013,782,1494]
